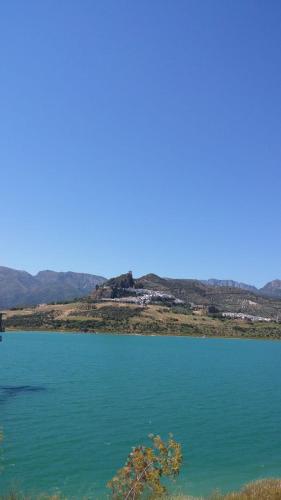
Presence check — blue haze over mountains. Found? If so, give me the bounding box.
[1,266,281,309]
[201,279,258,293]
[0,266,105,309]
[202,279,281,298]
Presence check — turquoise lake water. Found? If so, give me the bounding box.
[0,332,281,498]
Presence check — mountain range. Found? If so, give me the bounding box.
[0,266,106,309]
[1,265,281,310]
[201,279,258,293]
[202,278,281,298]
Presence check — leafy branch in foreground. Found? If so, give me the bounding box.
[107,434,182,499]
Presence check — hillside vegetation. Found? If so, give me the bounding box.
[5,300,281,339]
[134,274,281,319]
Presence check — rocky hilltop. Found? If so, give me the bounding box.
[91,272,281,320]
[92,272,184,306]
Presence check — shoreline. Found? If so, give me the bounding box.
[4,327,280,342]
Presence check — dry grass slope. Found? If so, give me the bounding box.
[168,478,281,499]
[216,478,281,499]
[4,300,281,339]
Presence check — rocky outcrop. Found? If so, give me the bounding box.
[92,272,134,301]
[91,272,184,306]
[106,271,135,290]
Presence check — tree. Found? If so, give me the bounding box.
[107,434,182,499]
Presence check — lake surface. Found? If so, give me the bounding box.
[0,332,281,498]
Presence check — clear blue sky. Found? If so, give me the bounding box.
[1,1,280,287]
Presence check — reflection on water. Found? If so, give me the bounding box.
[0,385,46,404]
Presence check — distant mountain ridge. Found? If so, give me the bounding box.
[202,278,281,298]
[1,265,281,310]
[0,266,106,309]
[202,279,258,293]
